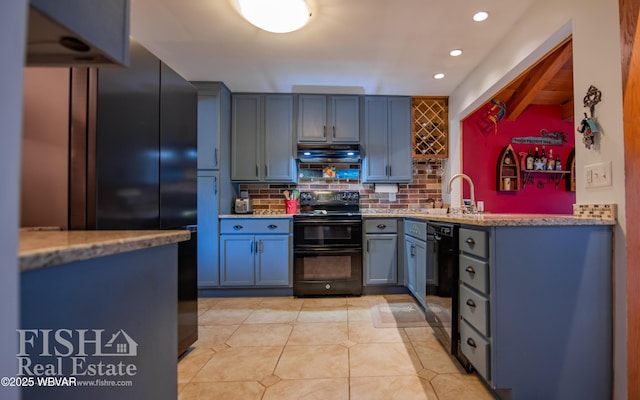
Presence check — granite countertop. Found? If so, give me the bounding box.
[219,213,293,219]
[19,230,191,272]
[362,210,616,226]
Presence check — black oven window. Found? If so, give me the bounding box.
[301,255,353,280]
[303,225,352,241]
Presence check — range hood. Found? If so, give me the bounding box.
[297,143,361,163]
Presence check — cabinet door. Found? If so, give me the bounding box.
[387,96,412,181]
[414,239,427,309]
[231,95,261,180]
[264,95,295,182]
[220,235,255,286]
[330,95,360,142]
[197,90,221,170]
[365,234,398,285]
[297,95,327,142]
[404,237,417,294]
[255,235,291,286]
[197,173,219,287]
[363,96,389,182]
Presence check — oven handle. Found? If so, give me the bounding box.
[294,219,361,225]
[294,248,361,256]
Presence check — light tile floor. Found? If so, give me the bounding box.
[178,294,495,400]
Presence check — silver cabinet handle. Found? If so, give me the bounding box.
[377,224,386,229]
[233,225,244,230]
[258,240,263,253]
[214,147,218,167]
[214,176,217,195]
[389,165,392,176]
[366,239,370,252]
[250,240,255,253]
[268,224,278,230]
[323,125,326,139]
[465,238,475,245]
[256,164,259,176]
[466,299,476,308]
[467,338,477,348]
[410,245,416,257]
[465,266,475,274]
[265,164,269,177]
[332,126,336,139]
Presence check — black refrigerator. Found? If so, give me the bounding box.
[69,40,198,357]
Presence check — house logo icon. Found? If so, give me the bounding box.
[102,329,138,357]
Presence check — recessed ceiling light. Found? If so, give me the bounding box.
[449,49,463,57]
[433,73,445,80]
[473,11,489,22]
[237,0,311,33]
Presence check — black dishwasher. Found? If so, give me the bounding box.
[426,222,471,371]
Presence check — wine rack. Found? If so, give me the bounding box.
[411,97,448,159]
[496,144,520,191]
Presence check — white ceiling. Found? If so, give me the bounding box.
[130,0,536,95]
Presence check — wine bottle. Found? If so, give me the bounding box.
[555,154,562,171]
[526,148,534,170]
[533,147,542,170]
[547,148,556,170]
[540,146,548,170]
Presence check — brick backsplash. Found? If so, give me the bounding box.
[240,160,443,211]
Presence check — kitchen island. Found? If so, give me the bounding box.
[19,230,189,400]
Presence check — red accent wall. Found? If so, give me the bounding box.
[462,104,576,214]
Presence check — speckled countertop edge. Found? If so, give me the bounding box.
[20,230,191,272]
[361,212,616,226]
[219,214,294,219]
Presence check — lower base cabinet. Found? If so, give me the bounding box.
[404,220,427,309]
[459,224,613,400]
[219,218,292,287]
[364,219,399,285]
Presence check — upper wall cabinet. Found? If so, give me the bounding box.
[297,95,360,143]
[362,96,413,183]
[231,94,296,182]
[27,0,130,66]
[193,82,231,171]
[412,97,448,159]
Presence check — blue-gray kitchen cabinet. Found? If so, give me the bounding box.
[197,172,219,287]
[404,220,427,309]
[194,82,230,171]
[219,218,292,287]
[297,94,360,143]
[459,224,613,400]
[362,96,412,183]
[231,94,295,182]
[364,219,398,285]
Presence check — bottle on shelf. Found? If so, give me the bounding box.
[555,154,563,171]
[533,147,543,170]
[526,148,534,170]
[547,148,556,170]
[540,146,548,170]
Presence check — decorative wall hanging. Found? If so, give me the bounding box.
[577,85,601,149]
[511,128,568,145]
[487,98,506,134]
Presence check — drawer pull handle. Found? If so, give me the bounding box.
[465,266,476,274]
[466,299,476,308]
[268,224,278,229]
[467,338,477,348]
[465,238,475,245]
[233,225,244,230]
[377,224,387,229]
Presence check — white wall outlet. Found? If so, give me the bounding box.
[240,191,249,198]
[584,161,612,188]
[388,192,396,201]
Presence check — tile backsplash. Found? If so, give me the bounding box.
[239,160,443,212]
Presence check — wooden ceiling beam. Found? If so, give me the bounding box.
[505,41,573,121]
[561,98,574,121]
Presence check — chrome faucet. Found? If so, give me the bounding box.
[447,173,476,214]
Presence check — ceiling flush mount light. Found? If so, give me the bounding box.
[473,11,489,22]
[237,0,311,33]
[433,73,445,80]
[449,49,463,57]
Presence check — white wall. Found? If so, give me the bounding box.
[448,0,627,398]
[0,1,27,400]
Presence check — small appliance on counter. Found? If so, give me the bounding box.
[234,198,253,214]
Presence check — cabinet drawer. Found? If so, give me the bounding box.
[459,228,488,259]
[460,285,490,337]
[220,218,291,234]
[460,319,491,381]
[365,219,398,234]
[459,254,490,295]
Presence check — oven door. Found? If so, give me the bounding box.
[293,248,362,296]
[293,218,362,248]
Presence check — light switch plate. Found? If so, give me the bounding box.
[584,161,612,188]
